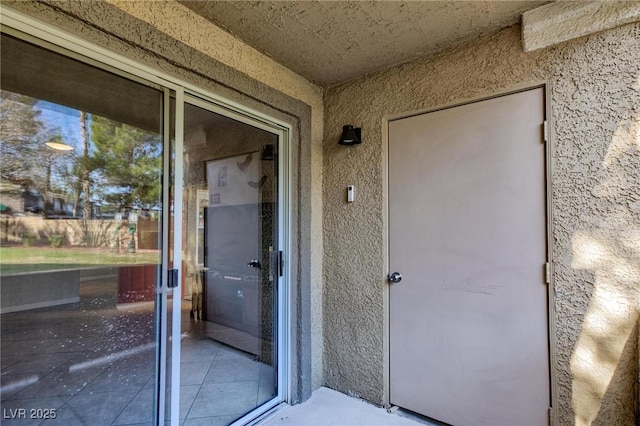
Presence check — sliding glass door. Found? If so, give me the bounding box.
[0,22,287,426]
[0,33,173,424]
[175,97,283,425]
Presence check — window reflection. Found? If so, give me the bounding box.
[179,102,279,424]
[0,34,164,424]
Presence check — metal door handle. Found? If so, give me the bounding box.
[248,260,261,269]
[388,272,402,283]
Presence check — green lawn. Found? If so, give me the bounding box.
[0,246,160,275]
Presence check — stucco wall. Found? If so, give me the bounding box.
[323,23,640,425]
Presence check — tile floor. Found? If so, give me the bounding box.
[180,331,276,425]
[0,273,275,426]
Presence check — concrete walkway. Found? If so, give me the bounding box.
[260,387,425,426]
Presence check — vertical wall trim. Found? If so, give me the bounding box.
[295,113,313,403]
[544,82,559,426]
[382,116,391,408]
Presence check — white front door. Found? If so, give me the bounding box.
[388,88,550,425]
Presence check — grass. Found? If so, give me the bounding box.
[0,246,160,275]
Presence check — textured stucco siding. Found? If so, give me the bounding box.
[522,1,640,52]
[323,23,640,425]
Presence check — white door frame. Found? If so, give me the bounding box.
[0,8,292,425]
[179,93,291,426]
[382,83,558,424]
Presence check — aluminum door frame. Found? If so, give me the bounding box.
[178,93,291,426]
[383,83,558,425]
[0,18,181,425]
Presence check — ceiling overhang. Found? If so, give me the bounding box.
[180,1,550,86]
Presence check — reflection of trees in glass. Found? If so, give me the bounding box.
[0,91,71,211]
[1,90,162,218]
[80,112,91,219]
[51,112,99,219]
[0,92,43,182]
[91,116,162,213]
[41,134,74,213]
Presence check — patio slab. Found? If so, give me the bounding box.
[259,387,428,426]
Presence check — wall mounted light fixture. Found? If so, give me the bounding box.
[261,144,275,160]
[338,125,361,146]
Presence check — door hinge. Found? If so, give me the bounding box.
[548,407,553,424]
[543,121,549,143]
[167,268,179,288]
[545,262,551,285]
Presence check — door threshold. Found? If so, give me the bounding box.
[238,401,287,426]
[392,407,451,426]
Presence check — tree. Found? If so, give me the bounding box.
[80,112,91,219]
[0,91,43,183]
[0,91,72,215]
[49,113,100,219]
[90,115,162,212]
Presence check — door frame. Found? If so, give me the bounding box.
[177,93,291,425]
[382,83,558,425]
[0,8,293,425]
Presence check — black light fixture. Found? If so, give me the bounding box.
[338,124,361,146]
[261,144,275,160]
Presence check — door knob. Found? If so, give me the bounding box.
[388,272,402,283]
[248,260,261,269]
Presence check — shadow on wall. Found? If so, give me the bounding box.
[570,81,640,425]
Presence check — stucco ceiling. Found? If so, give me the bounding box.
[180,0,550,87]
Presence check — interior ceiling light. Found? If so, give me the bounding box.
[46,141,74,151]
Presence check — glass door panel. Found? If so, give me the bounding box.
[179,100,279,424]
[0,34,168,425]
